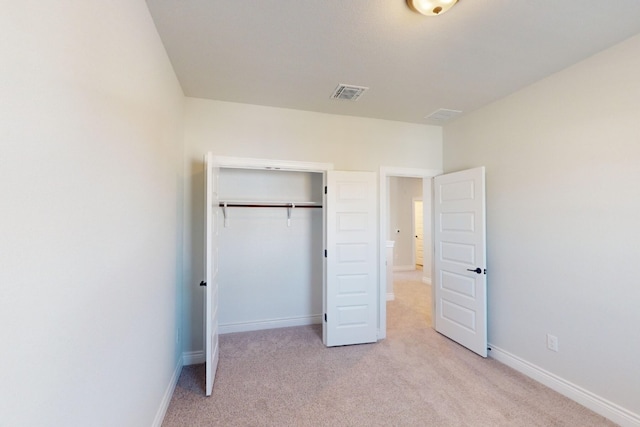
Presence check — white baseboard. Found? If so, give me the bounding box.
[183,350,205,365]
[393,265,415,272]
[386,292,395,301]
[422,276,431,285]
[219,315,322,335]
[152,354,183,427]
[489,344,640,427]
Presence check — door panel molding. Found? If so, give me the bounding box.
[326,171,378,346]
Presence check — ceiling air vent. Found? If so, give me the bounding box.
[425,108,462,122]
[331,84,369,101]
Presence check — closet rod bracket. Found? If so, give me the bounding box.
[222,202,228,227]
[287,203,295,227]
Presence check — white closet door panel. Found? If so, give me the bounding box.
[326,171,378,346]
[205,153,220,396]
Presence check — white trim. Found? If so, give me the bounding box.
[422,276,431,285]
[379,167,441,341]
[212,155,333,172]
[393,265,415,272]
[183,350,205,365]
[219,315,322,334]
[386,293,395,301]
[489,345,640,427]
[208,154,332,347]
[380,166,442,177]
[152,355,183,427]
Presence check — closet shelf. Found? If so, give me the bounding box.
[218,201,323,227]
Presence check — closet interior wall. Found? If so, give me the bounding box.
[217,168,324,333]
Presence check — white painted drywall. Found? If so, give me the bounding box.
[388,177,423,270]
[444,34,640,419]
[183,98,442,353]
[0,2,184,426]
[218,169,323,329]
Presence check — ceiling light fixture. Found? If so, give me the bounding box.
[407,0,459,16]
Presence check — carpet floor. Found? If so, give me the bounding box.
[162,270,615,426]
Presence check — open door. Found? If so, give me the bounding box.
[434,167,487,357]
[325,171,378,347]
[204,153,220,395]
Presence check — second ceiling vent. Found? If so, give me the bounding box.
[425,108,462,121]
[331,84,369,101]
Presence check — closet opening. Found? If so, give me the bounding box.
[217,167,325,336]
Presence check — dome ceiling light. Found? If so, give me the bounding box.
[407,0,459,16]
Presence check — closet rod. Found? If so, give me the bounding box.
[217,203,322,208]
[218,201,321,227]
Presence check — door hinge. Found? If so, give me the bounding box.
[484,269,487,275]
[324,186,327,194]
[199,281,207,287]
[324,313,327,322]
[324,249,327,258]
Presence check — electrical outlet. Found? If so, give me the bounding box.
[547,334,559,352]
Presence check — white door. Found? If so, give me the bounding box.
[434,167,487,357]
[325,171,378,347]
[413,200,424,267]
[204,153,220,395]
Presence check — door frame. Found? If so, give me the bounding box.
[378,166,442,340]
[211,156,333,173]
[208,156,333,337]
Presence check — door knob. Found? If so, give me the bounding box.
[466,268,482,274]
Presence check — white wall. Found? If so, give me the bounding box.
[218,169,323,331]
[0,2,184,426]
[444,34,640,421]
[388,177,423,270]
[183,98,442,353]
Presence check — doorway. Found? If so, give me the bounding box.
[387,177,431,331]
[217,167,324,335]
[387,176,423,273]
[378,166,441,339]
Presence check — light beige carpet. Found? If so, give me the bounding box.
[163,271,614,426]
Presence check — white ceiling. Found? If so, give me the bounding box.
[146,0,640,125]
